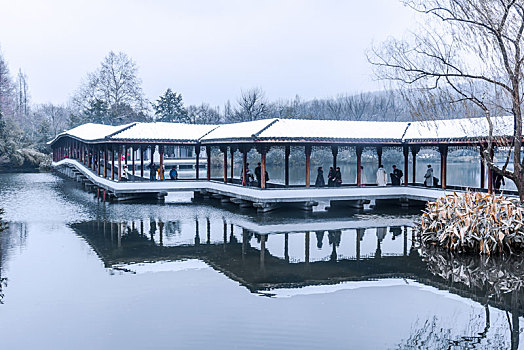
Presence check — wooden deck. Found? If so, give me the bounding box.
[54,159,478,212]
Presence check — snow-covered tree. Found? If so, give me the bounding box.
[152,88,189,123]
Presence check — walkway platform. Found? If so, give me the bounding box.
[54,159,465,212]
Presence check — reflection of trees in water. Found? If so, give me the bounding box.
[412,247,524,349]
[395,310,510,349]
[0,220,27,305]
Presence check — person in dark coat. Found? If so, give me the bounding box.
[327,167,335,187]
[494,173,505,191]
[148,162,157,181]
[315,167,325,187]
[334,167,342,187]
[255,163,262,187]
[390,165,403,186]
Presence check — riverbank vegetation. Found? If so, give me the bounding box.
[417,192,524,255]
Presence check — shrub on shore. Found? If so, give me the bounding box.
[417,192,524,255]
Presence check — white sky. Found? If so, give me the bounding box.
[0,0,415,107]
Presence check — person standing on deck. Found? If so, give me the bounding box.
[376,165,387,186]
[169,166,178,180]
[148,162,157,181]
[334,167,342,187]
[424,164,434,187]
[390,165,403,186]
[255,162,262,187]
[327,167,335,187]
[315,167,325,187]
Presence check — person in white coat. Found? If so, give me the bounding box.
[424,164,434,187]
[376,165,387,186]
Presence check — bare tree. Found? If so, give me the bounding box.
[370,0,524,200]
[72,51,149,124]
[233,88,268,122]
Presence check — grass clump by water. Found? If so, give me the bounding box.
[417,192,524,255]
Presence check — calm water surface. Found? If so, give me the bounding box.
[0,173,522,349]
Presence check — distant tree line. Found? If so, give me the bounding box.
[0,46,486,168]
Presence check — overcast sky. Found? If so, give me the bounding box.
[0,0,415,107]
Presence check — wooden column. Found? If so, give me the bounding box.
[97,146,101,176]
[261,148,267,189]
[305,145,312,188]
[220,146,228,183]
[125,146,128,167]
[131,146,135,176]
[118,145,122,181]
[305,231,310,264]
[92,146,96,171]
[195,145,200,179]
[206,146,211,181]
[285,145,290,187]
[242,149,247,186]
[230,147,235,183]
[439,145,448,189]
[377,146,383,166]
[488,147,494,194]
[480,145,485,189]
[356,146,363,186]
[411,146,420,184]
[103,146,108,178]
[140,146,145,178]
[159,145,164,180]
[403,145,409,186]
[111,146,115,181]
[331,145,338,169]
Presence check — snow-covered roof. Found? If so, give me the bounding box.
[257,118,409,142]
[404,116,514,141]
[47,123,131,144]
[200,119,278,142]
[49,116,517,146]
[110,122,218,142]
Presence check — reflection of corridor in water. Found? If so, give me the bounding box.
[71,216,524,349]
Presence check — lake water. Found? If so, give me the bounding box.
[0,172,522,349]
